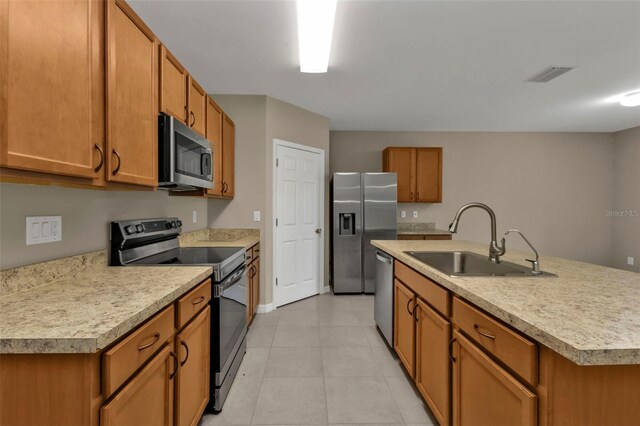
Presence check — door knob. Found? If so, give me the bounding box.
[315,228,322,234]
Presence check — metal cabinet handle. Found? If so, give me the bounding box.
[413,303,419,322]
[169,351,178,379]
[473,324,496,340]
[416,191,420,200]
[410,192,413,200]
[406,298,414,316]
[94,144,104,173]
[190,111,195,127]
[192,296,206,305]
[112,149,121,176]
[449,337,457,363]
[137,332,160,351]
[180,341,189,367]
[184,106,189,122]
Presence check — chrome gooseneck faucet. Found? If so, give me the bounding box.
[504,229,542,275]
[449,202,506,263]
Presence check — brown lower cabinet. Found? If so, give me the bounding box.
[394,279,416,378]
[246,243,261,325]
[100,345,175,426]
[451,330,537,426]
[175,307,211,426]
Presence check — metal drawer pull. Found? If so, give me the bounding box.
[169,351,178,379]
[473,324,496,340]
[94,144,104,173]
[137,332,160,351]
[406,298,414,316]
[449,337,457,362]
[180,341,189,366]
[112,149,121,176]
[192,296,206,305]
[412,303,419,322]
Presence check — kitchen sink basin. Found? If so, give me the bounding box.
[405,251,555,277]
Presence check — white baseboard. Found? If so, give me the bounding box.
[322,285,330,294]
[257,303,274,314]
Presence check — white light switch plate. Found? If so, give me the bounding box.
[26,216,62,245]
[401,210,406,218]
[253,211,261,221]
[413,211,418,219]
[628,257,635,266]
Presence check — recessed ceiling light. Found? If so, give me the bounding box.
[620,90,640,107]
[296,0,337,73]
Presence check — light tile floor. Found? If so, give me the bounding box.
[200,292,437,426]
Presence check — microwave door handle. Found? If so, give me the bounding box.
[201,149,212,178]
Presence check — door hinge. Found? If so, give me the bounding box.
[276,158,279,167]
[276,218,278,226]
[276,278,278,286]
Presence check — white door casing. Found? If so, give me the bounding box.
[273,139,324,308]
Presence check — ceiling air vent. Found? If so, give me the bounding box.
[525,66,574,83]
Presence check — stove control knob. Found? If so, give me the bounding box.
[170,221,177,229]
[166,222,172,229]
[177,220,183,227]
[135,224,144,233]
[124,225,135,235]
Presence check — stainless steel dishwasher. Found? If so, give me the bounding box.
[374,250,394,347]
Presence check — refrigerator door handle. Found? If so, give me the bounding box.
[375,251,392,264]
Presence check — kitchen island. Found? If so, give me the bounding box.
[372,239,640,426]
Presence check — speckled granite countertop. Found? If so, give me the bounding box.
[185,236,260,249]
[397,222,451,236]
[0,264,211,354]
[372,239,640,366]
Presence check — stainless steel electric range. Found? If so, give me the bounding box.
[110,217,247,413]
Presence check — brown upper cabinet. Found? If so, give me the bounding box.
[106,0,158,187]
[0,0,104,180]
[159,45,188,123]
[188,77,207,137]
[221,114,235,198]
[383,147,442,203]
[206,98,224,197]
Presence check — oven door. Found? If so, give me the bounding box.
[212,264,248,385]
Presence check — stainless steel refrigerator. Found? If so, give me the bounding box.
[330,173,397,294]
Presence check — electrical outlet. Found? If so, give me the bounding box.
[26,216,62,245]
[628,257,635,266]
[413,211,418,219]
[192,210,197,223]
[401,210,406,218]
[253,211,261,221]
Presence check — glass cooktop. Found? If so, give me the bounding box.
[132,246,244,266]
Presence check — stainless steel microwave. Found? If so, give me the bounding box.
[158,114,213,191]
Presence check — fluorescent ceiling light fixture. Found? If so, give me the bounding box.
[296,0,337,73]
[619,90,640,107]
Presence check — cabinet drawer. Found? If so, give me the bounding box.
[395,261,450,317]
[252,243,260,259]
[176,279,211,329]
[453,297,537,386]
[103,305,175,398]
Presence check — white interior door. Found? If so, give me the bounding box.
[275,142,323,307]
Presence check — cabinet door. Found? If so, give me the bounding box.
[187,76,207,137]
[416,148,442,202]
[384,148,415,202]
[106,0,157,187]
[176,307,210,426]
[159,45,188,123]
[101,345,175,426]
[252,259,260,316]
[415,298,451,426]
[221,115,235,198]
[394,279,416,378]
[206,97,224,196]
[0,0,103,179]
[452,330,536,426]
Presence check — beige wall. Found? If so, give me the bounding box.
[611,126,640,272]
[330,131,615,267]
[208,95,330,307]
[0,184,208,269]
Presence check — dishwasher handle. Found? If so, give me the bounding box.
[376,251,392,264]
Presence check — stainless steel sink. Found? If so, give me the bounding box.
[405,251,555,277]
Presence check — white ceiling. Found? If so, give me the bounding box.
[129,0,640,132]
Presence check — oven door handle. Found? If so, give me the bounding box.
[214,265,247,298]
